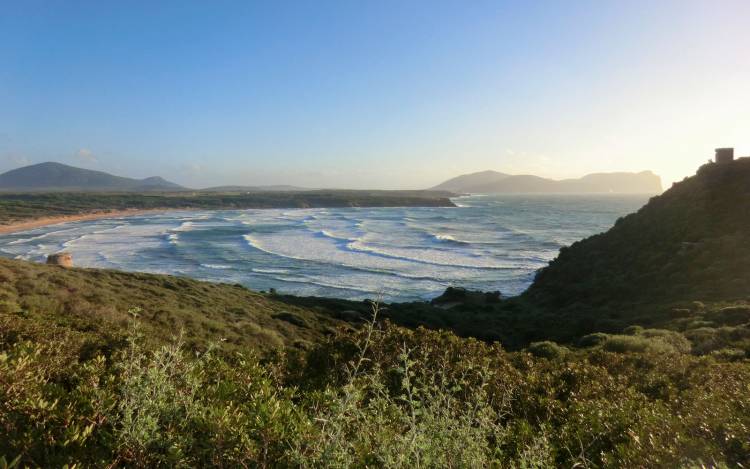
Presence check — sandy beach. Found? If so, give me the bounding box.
[0,208,174,235]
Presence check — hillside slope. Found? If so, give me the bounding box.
[0,257,358,351]
[522,158,750,329]
[0,162,184,192]
[432,169,662,194]
[0,256,525,349]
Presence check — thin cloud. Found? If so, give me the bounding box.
[180,162,204,177]
[8,153,29,166]
[1,153,30,168]
[75,148,98,164]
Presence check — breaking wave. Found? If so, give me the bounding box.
[0,194,648,301]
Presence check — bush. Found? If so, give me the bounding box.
[710,348,747,361]
[602,335,682,354]
[708,306,750,326]
[527,341,568,359]
[685,327,720,355]
[623,325,644,335]
[578,332,609,347]
[603,335,652,353]
[273,311,309,328]
[639,329,692,354]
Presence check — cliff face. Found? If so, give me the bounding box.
[525,158,750,308]
[558,171,662,194]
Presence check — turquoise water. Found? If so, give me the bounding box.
[0,194,649,301]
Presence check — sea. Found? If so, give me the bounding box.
[0,194,649,302]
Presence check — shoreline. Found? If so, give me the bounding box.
[0,208,178,235]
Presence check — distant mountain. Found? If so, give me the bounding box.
[0,162,185,192]
[430,170,512,192]
[432,170,662,194]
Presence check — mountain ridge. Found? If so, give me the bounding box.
[0,162,185,192]
[433,169,662,194]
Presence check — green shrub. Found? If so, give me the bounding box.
[527,341,568,359]
[602,335,679,354]
[710,348,747,361]
[639,329,692,353]
[685,319,715,330]
[708,305,750,326]
[623,325,644,335]
[273,311,309,328]
[578,332,609,347]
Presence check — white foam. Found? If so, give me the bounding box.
[433,233,458,242]
[201,263,232,270]
[0,196,643,301]
[172,221,194,232]
[8,233,52,245]
[251,267,291,274]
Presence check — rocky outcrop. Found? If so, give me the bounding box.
[46,252,73,268]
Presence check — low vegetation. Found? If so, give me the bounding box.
[0,190,454,225]
[2,301,748,467]
[0,255,748,467]
[0,257,356,352]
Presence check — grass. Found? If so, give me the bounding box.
[0,257,353,353]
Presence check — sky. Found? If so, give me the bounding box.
[1,0,749,189]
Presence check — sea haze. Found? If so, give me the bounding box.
[0,195,649,302]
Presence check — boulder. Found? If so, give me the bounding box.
[46,252,73,268]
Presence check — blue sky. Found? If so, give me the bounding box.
[1,0,749,188]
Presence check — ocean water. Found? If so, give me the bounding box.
[0,194,649,302]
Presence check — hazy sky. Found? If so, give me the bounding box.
[1,1,749,189]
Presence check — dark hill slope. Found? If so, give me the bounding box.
[525,158,750,310]
[0,162,184,192]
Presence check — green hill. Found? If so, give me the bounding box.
[0,162,185,192]
[0,257,363,353]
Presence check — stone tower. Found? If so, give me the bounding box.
[715,148,734,164]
